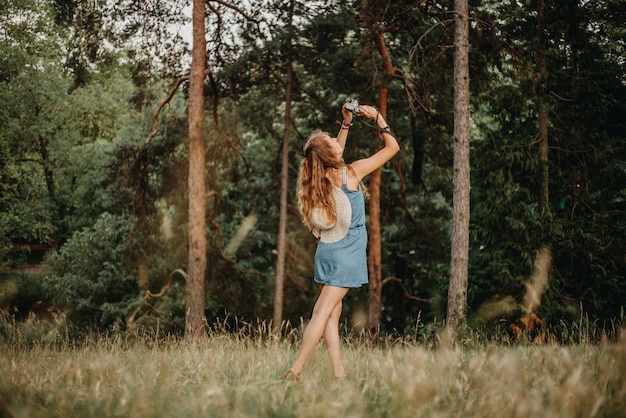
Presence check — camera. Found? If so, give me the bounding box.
[345,99,360,115]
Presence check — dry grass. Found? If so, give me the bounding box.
[0,327,625,418]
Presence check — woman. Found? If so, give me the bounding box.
[284,102,400,380]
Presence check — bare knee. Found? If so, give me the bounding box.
[312,302,335,319]
[330,301,342,321]
[311,286,348,320]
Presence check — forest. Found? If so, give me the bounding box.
[1,0,625,342]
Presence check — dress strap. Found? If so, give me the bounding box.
[342,166,347,185]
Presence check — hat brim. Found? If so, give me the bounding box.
[314,186,351,243]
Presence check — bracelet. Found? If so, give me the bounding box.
[341,120,353,128]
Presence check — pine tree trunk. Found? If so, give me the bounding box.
[446,0,471,338]
[367,165,382,343]
[367,31,393,345]
[185,0,208,341]
[537,0,549,214]
[273,0,294,335]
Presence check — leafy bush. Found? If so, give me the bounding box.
[44,213,138,330]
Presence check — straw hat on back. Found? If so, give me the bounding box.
[310,186,352,243]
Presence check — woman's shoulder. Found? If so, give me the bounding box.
[327,165,359,190]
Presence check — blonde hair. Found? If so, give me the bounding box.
[297,130,344,232]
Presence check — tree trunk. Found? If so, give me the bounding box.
[37,132,60,244]
[273,0,294,335]
[367,165,383,343]
[446,0,471,339]
[185,0,208,341]
[537,0,549,215]
[367,31,394,345]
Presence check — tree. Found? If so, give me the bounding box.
[211,0,350,328]
[446,0,470,337]
[366,28,395,345]
[139,0,266,338]
[4,0,623,339]
[468,0,626,334]
[536,0,549,215]
[273,0,295,335]
[185,0,208,341]
[0,0,66,259]
[359,0,434,344]
[45,213,136,329]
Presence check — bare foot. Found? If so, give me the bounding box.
[283,369,300,380]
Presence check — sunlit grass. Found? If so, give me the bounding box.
[0,323,625,417]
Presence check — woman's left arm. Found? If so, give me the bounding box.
[350,105,400,180]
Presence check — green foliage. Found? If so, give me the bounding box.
[0,0,69,262]
[469,0,626,328]
[2,0,624,337]
[201,106,312,323]
[44,213,138,329]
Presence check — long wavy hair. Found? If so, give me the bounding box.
[297,130,344,232]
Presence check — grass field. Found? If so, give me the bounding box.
[1,323,625,418]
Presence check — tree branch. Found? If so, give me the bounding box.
[126,268,189,328]
[145,69,211,144]
[145,75,188,143]
[207,0,264,25]
[396,160,422,230]
[382,276,431,303]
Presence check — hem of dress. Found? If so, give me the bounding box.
[314,278,368,288]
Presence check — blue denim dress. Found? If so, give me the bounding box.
[314,166,368,288]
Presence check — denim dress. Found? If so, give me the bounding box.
[314,166,368,288]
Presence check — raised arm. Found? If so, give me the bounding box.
[350,105,400,180]
[335,105,354,156]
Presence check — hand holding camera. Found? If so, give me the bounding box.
[344,99,382,123]
[356,105,383,122]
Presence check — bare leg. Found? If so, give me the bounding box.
[324,301,347,378]
[286,285,349,377]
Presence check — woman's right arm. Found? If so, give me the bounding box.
[350,105,400,180]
